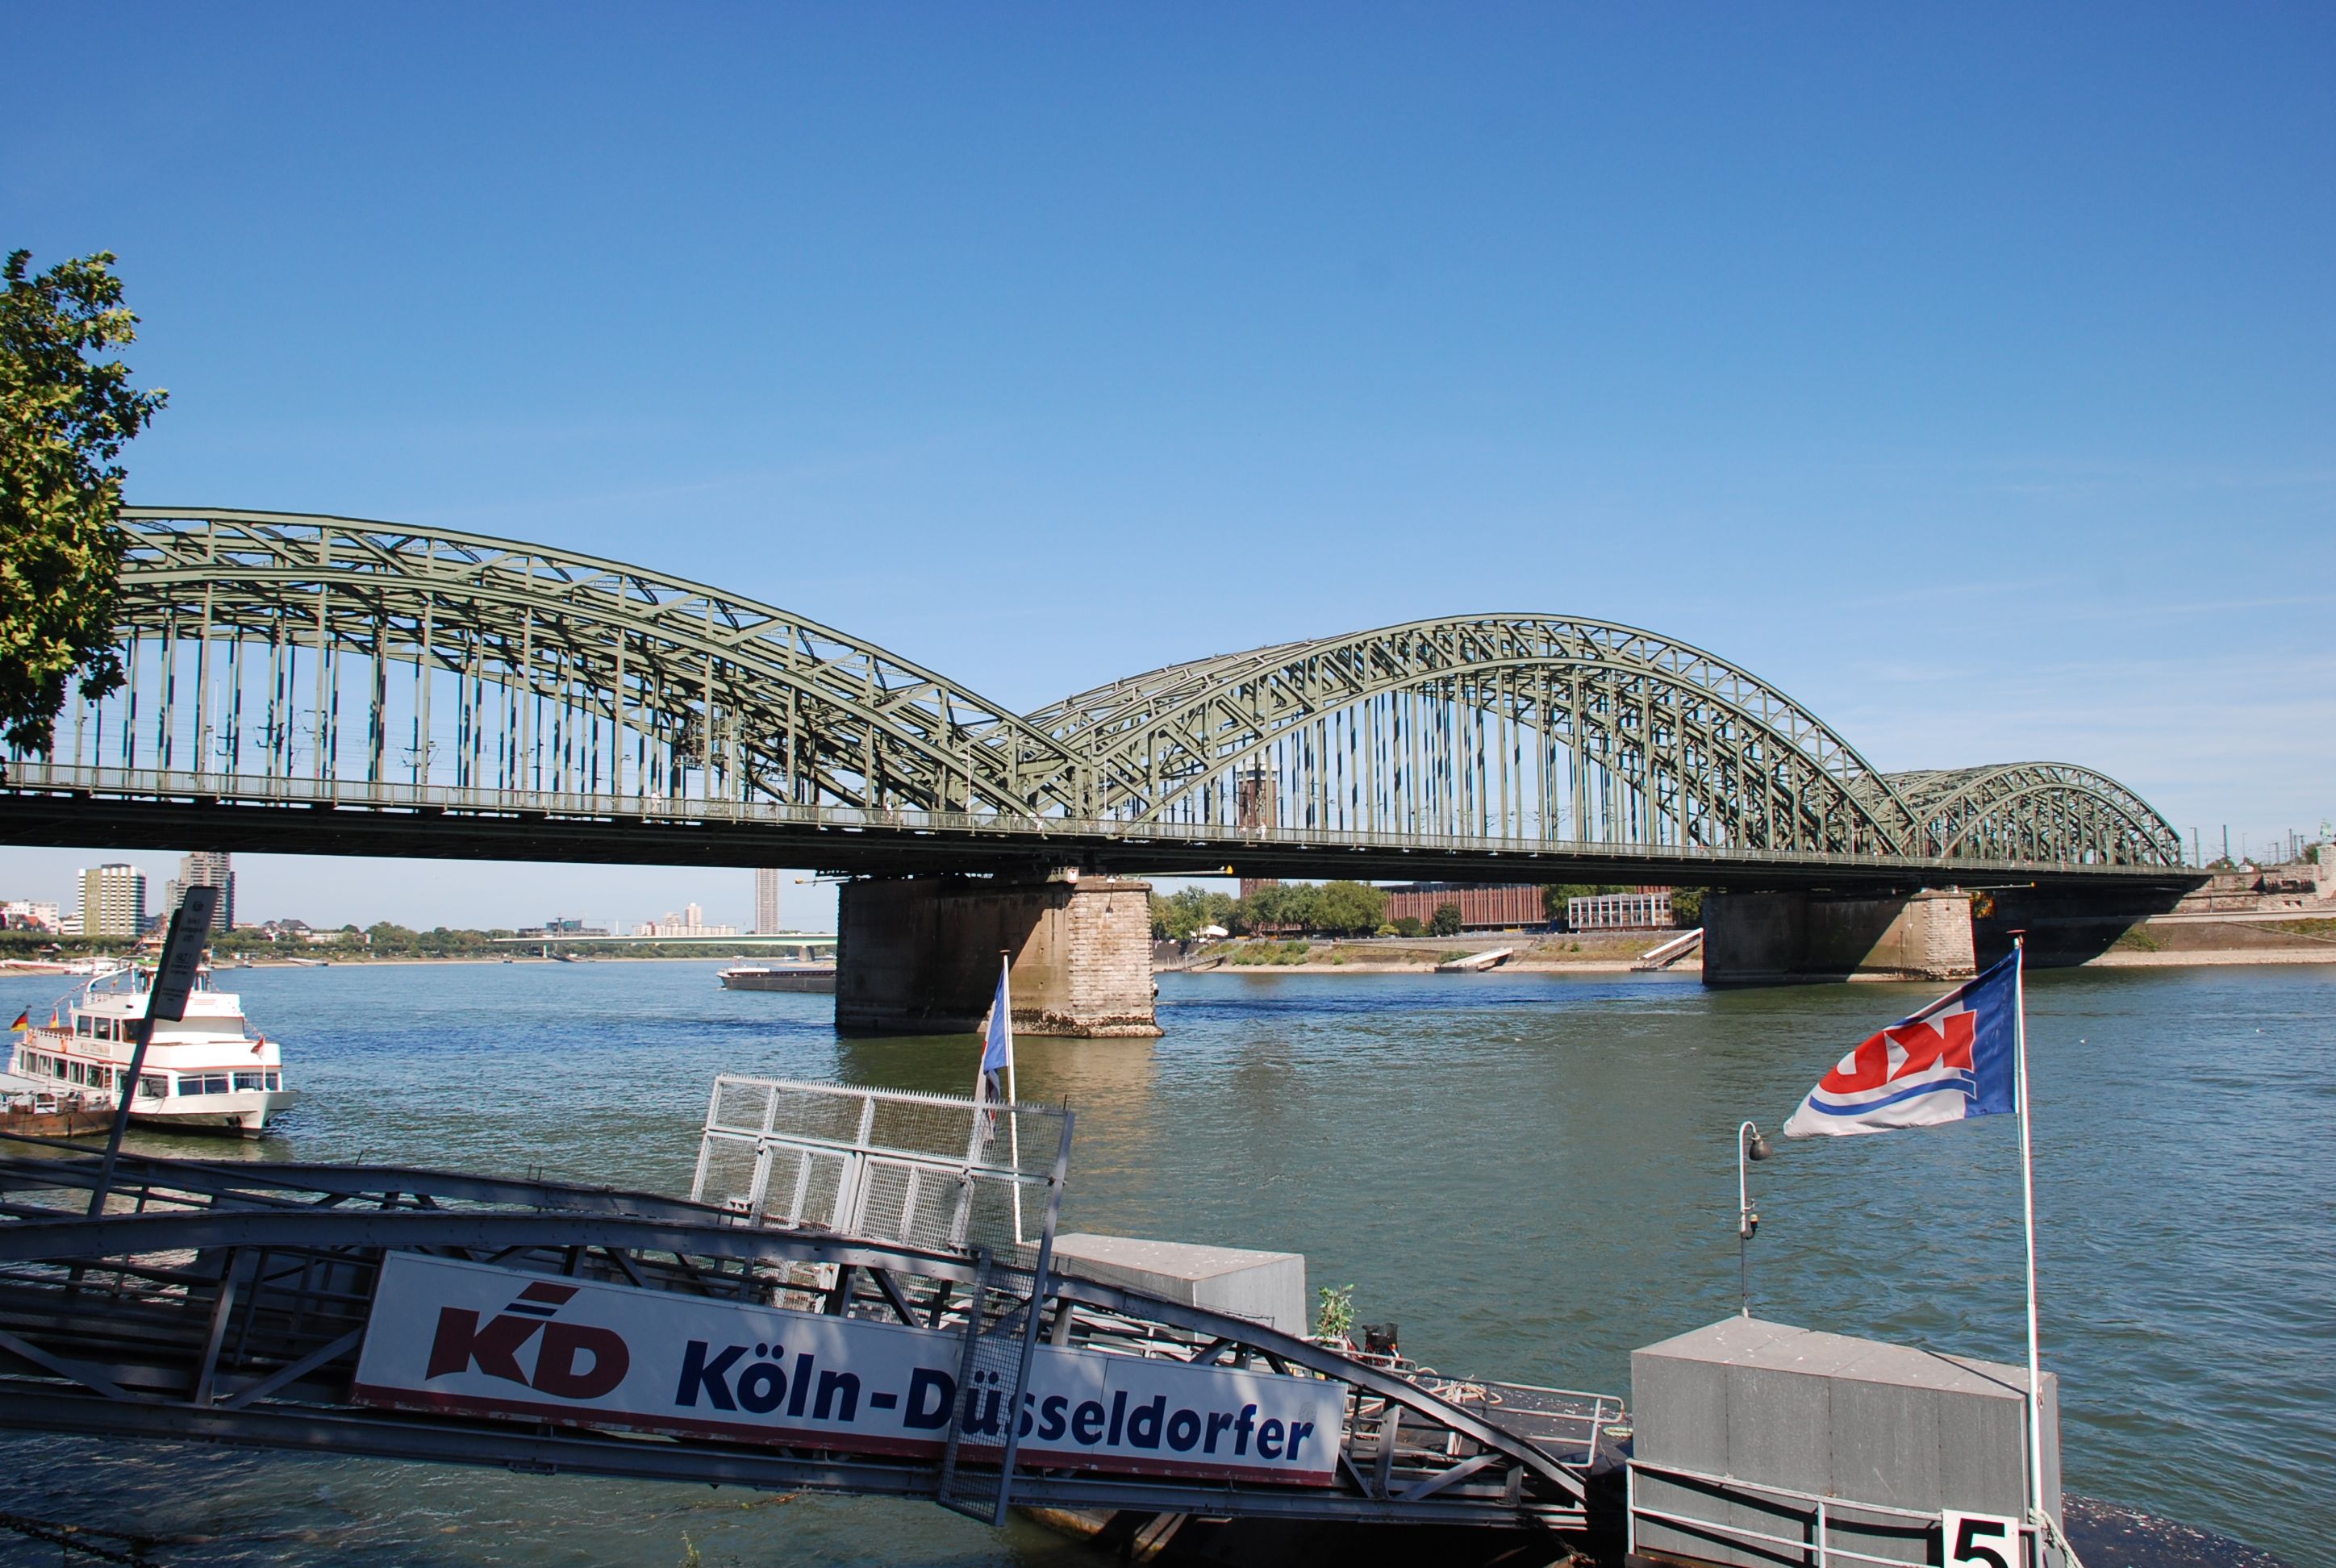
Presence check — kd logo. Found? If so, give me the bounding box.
[423,1282,631,1400]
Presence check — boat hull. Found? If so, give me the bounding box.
[0,1106,111,1138]
[720,969,836,993]
[128,1090,299,1139]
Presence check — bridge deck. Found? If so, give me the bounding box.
[0,762,2197,891]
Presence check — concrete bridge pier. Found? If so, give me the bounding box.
[1701,888,1977,986]
[836,873,1162,1038]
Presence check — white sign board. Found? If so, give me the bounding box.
[1942,1509,2027,1568]
[352,1253,1344,1486]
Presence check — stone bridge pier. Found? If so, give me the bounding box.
[1701,888,1978,986]
[836,873,1162,1038]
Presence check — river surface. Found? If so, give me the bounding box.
[0,961,2326,1567]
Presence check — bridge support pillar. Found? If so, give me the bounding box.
[836,874,1162,1038]
[1701,888,1976,986]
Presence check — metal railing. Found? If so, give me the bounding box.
[0,761,2182,879]
[691,1076,1063,1253]
[1627,1457,2050,1568]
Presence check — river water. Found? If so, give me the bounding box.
[0,961,2326,1567]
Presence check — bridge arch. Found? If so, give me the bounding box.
[1024,615,1930,856]
[1885,763,2184,867]
[52,509,1083,815]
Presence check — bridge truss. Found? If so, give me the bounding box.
[0,508,2186,882]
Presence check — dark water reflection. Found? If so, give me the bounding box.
[0,961,2326,1566]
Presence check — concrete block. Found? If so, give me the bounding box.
[1704,890,1976,986]
[836,874,1160,1037]
[1631,1318,2060,1567]
[1049,1233,1308,1338]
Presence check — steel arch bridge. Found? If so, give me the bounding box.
[0,508,2188,888]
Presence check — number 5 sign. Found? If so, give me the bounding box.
[1942,1510,2026,1568]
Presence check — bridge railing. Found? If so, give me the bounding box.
[0,760,2170,877]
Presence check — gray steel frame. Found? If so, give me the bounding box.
[0,1142,1600,1532]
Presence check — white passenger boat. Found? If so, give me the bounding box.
[9,967,294,1137]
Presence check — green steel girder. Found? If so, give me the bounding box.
[1024,618,2185,867]
[1028,617,1927,854]
[106,509,1083,815]
[19,513,2188,872]
[1885,764,2184,866]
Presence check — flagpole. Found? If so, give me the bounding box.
[1001,951,1024,1246]
[2011,933,2047,1547]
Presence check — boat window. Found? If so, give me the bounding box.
[52,1059,67,1079]
[186,1074,231,1095]
[264,1071,281,1091]
[138,1076,166,1099]
[234,1071,265,1091]
[69,1062,83,1085]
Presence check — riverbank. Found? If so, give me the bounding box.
[1162,928,2336,976]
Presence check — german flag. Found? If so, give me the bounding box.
[7,1010,27,1032]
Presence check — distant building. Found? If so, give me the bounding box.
[1383,882,1546,931]
[1566,890,1674,932]
[76,864,148,939]
[161,850,236,932]
[754,869,782,936]
[1,899,61,932]
[517,916,611,937]
[636,903,738,938]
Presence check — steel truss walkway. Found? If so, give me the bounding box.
[0,1140,1614,1537]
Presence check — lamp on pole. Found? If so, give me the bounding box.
[1737,1120,1772,1317]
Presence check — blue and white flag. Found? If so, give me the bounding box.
[1783,952,2020,1137]
[980,963,1012,1105]
[974,961,1014,1143]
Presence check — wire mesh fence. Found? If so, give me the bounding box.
[933,1254,1049,1524]
[691,1075,1067,1256]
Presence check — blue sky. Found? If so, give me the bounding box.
[6,4,2330,929]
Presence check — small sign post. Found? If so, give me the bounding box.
[87,883,219,1216]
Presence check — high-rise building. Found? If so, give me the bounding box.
[76,864,148,939]
[754,868,782,935]
[162,851,236,932]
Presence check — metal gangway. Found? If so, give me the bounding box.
[0,1088,1620,1546]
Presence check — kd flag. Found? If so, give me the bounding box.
[1784,952,2019,1138]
